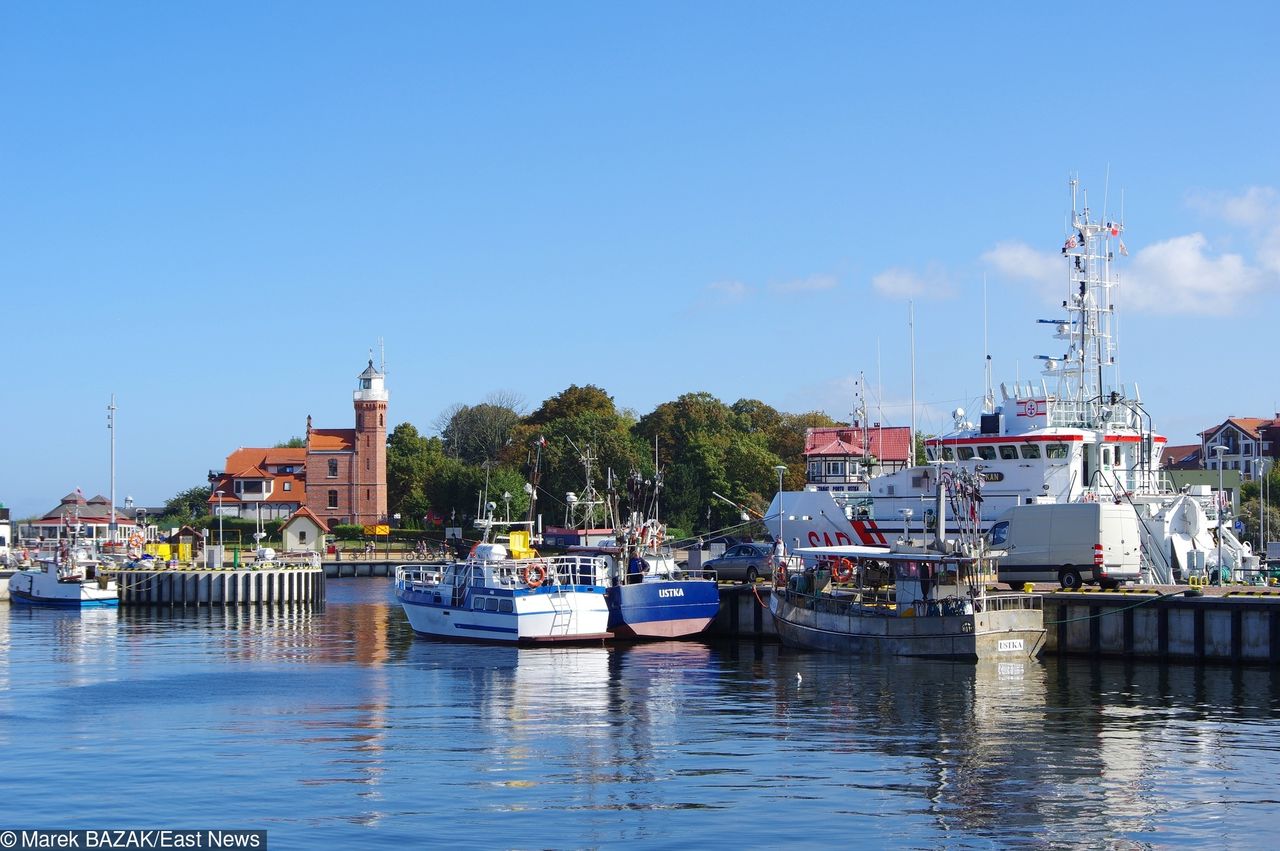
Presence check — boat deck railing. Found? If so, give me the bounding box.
[396,554,611,594]
[780,587,1041,619]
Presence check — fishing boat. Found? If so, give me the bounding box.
[570,460,719,639]
[8,544,118,608]
[579,516,719,640]
[769,470,1044,660]
[770,178,1247,583]
[395,503,611,644]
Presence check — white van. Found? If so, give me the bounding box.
[988,502,1143,590]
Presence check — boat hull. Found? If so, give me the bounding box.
[770,593,1044,661]
[397,584,611,644]
[9,587,119,608]
[606,580,720,639]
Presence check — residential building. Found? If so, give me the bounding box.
[804,423,912,492]
[1200,416,1278,479]
[208,359,389,527]
[1160,444,1203,471]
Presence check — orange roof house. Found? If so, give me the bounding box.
[207,359,389,526]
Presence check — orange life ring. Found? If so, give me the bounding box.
[775,565,788,587]
[833,558,854,583]
[128,532,145,549]
[523,563,547,588]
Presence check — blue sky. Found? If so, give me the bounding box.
[3,2,1279,519]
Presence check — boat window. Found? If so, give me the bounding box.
[1020,445,1041,459]
[925,447,935,461]
[942,446,954,461]
[957,447,975,460]
[989,521,1010,547]
[471,598,484,610]
[999,445,1018,460]
[484,597,499,612]
[499,599,513,613]
[977,446,997,460]
[1046,443,1069,459]
[1101,446,1112,467]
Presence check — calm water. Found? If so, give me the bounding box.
[2,581,1280,849]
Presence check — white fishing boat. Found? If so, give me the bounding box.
[769,470,1044,661]
[771,179,1248,583]
[8,544,118,608]
[396,503,611,643]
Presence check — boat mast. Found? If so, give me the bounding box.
[1047,176,1121,429]
[908,301,916,467]
[107,394,117,542]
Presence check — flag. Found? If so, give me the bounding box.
[1063,235,1078,250]
[1118,240,1128,256]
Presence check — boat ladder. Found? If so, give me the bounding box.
[547,587,573,635]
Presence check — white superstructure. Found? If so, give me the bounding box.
[770,179,1250,583]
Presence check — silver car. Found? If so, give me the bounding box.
[703,542,773,583]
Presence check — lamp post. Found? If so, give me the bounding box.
[1213,445,1226,584]
[215,490,225,567]
[1257,458,1265,557]
[774,463,787,541]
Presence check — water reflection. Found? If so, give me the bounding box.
[3,581,1280,847]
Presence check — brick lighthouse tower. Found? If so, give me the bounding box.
[352,358,388,525]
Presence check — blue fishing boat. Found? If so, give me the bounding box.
[587,468,719,640]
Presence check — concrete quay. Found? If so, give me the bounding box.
[709,581,1280,665]
[115,565,325,606]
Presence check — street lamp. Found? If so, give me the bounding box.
[1213,445,1226,584]
[1257,458,1265,557]
[215,491,225,545]
[774,462,787,536]
[502,491,511,522]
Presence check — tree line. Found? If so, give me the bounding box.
[390,384,839,539]
[152,385,844,540]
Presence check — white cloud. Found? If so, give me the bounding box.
[706,280,749,303]
[770,274,838,295]
[1124,233,1260,315]
[1190,186,1279,228]
[983,232,1264,316]
[871,264,954,299]
[981,241,1061,298]
[1189,186,1280,277]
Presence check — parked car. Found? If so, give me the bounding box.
[703,542,773,583]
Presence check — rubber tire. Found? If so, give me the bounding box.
[1099,579,1119,591]
[1007,582,1024,592]
[746,566,759,583]
[1059,567,1083,590]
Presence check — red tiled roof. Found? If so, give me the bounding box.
[209,447,308,504]
[1200,418,1271,440]
[284,506,331,534]
[1162,444,1202,468]
[309,429,355,452]
[803,426,912,463]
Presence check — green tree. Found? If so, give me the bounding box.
[159,485,213,526]
[509,385,647,527]
[437,393,524,465]
[635,392,787,533]
[274,437,306,448]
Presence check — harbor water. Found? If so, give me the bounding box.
[2,581,1279,849]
